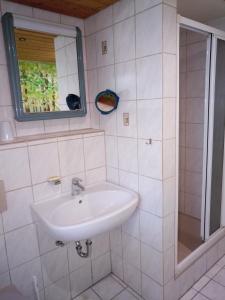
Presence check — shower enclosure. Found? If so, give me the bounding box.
[178,17,225,263]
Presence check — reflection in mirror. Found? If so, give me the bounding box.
[95,89,119,115]
[15,28,80,113]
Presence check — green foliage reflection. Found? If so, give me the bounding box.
[19,60,60,113]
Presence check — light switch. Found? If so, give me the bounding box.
[102,40,107,55]
[123,113,129,126]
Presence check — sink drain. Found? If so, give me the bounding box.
[75,240,92,258]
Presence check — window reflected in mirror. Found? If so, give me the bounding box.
[15,28,80,113]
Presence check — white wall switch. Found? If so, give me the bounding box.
[101,40,107,55]
[123,113,129,126]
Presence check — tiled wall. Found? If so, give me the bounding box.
[0,0,90,136]
[84,0,177,298]
[179,28,207,219]
[1,1,225,300]
[0,131,110,300]
[0,5,111,297]
[84,1,225,300]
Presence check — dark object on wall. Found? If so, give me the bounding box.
[66,94,81,110]
[95,89,119,115]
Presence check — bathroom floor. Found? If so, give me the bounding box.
[73,254,225,300]
[73,274,142,300]
[72,254,225,300]
[181,255,225,299]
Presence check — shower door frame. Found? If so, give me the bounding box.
[210,34,225,232]
[176,15,225,274]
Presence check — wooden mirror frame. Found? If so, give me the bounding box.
[1,12,87,121]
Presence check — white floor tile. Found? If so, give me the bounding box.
[127,287,143,300]
[92,275,124,300]
[113,289,138,300]
[74,288,101,300]
[192,276,210,291]
[205,264,222,278]
[180,288,197,300]
[193,294,209,300]
[213,268,225,286]
[201,280,225,300]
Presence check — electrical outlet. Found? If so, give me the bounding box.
[123,113,129,126]
[102,40,107,55]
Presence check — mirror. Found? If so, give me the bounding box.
[95,89,119,115]
[2,13,87,121]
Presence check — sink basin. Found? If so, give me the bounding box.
[31,182,139,241]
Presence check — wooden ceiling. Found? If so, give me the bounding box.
[10,0,118,19]
[15,28,56,63]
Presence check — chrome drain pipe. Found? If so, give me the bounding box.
[75,239,92,258]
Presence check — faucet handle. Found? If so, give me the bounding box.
[72,177,82,184]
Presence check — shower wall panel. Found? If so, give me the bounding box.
[179,28,207,220]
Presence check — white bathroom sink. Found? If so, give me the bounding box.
[31,182,139,241]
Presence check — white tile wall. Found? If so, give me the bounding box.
[0,147,31,191]
[2,187,33,232]
[136,54,162,99]
[117,101,137,138]
[113,0,135,23]
[70,262,92,297]
[138,139,162,179]
[58,138,84,176]
[84,2,178,299]
[115,60,136,100]
[42,247,69,287]
[45,276,70,300]
[136,5,162,58]
[114,17,135,63]
[5,224,39,268]
[135,0,161,14]
[96,27,114,67]
[123,263,141,294]
[29,142,60,184]
[84,135,105,169]
[0,2,224,300]
[11,257,43,297]
[118,137,138,173]
[96,6,112,31]
[137,100,162,140]
[85,2,225,300]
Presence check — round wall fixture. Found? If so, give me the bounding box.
[95,89,119,115]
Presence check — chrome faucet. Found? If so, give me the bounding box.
[72,177,85,196]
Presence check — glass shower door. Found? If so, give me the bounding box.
[206,37,225,236]
[178,26,211,262]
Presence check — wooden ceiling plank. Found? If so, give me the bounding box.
[9,0,118,19]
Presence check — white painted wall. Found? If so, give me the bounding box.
[208,16,225,32]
